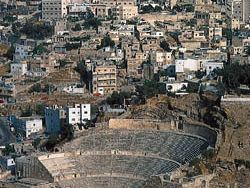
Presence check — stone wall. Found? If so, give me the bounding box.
[138,13,194,25]
[109,118,218,148]
[109,119,177,131]
[16,156,54,183]
[183,123,218,147]
[221,96,250,110]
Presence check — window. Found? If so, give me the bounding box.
[84,111,88,114]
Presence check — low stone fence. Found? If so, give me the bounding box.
[109,119,177,131]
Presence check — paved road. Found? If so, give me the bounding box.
[0,118,15,146]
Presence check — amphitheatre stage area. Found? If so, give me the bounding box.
[15,119,218,188]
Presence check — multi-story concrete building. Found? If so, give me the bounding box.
[45,104,91,133]
[115,5,138,20]
[62,84,85,94]
[127,51,146,78]
[10,61,28,76]
[14,44,32,62]
[151,50,175,72]
[0,156,15,172]
[66,104,91,125]
[92,0,137,19]
[92,64,117,95]
[243,0,250,23]
[67,3,88,16]
[231,0,243,21]
[208,27,223,41]
[11,116,43,138]
[45,106,66,134]
[42,0,69,20]
[225,0,250,23]
[202,60,224,75]
[0,81,16,99]
[101,0,136,6]
[54,20,67,35]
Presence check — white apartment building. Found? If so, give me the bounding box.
[208,27,223,40]
[67,3,88,15]
[226,0,250,23]
[202,60,224,75]
[10,62,28,76]
[12,117,43,138]
[175,59,200,73]
[66,104,91,125]
[42,0,69,20]
[14,44,32,62]
[0,156,15,172]
[62,84,85,94]
[45,104,91,134]
[243,0,250,23]
[151,31,164,38]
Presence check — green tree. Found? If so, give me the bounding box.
[222,28,232,40]
[58,59,69,68]
[67,16,79,22]
[65,42,81,51]
[61,124,74,140]
[98,35,115,49]
[136,80,166,99]
[74,61,92,91]
[20,21,53,40]
[246,46,250,55]
[29,83,42,93]
[142,5,155,13]
[185,4,194,12]
[107,91,123,106]
[217,63,250,91]
[33,44,48,55]
[186,19,197,27]
[32,138,41,150]
[3,15,16,23]
[201,149,215,160]
[160,40,171,52]
[45,135,59,151]
[85,8,94,19]
[2,144,15,156]
[4,45,15,60]
[20,106,33,117]
[154,6,162,12]
[35,103,45,116]
[173,4,194,12]
[72,23,81,31]
[106,91,132,106]
[83,17,102,30]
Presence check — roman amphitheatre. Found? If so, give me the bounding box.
[15,118,218,188]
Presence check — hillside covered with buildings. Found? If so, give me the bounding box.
[0,0,250,187]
